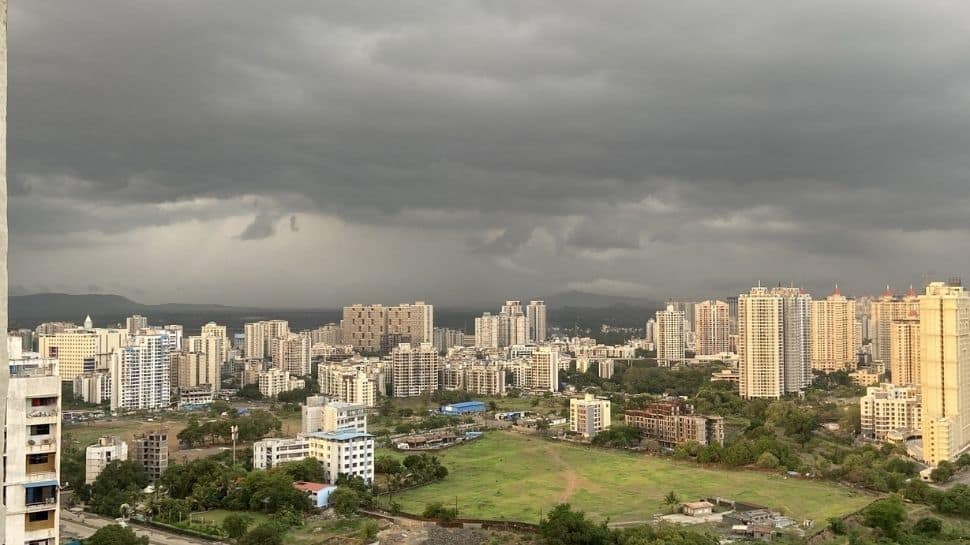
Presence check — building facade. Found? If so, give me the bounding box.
[306,431,375,484]
[860,384,921,441]
[527,300,548,343]
[569,394,612,439]
[920,282,970,466]
[132,431,169,481]
[110,334,171,411]
[85,436,128,484]
[656,305,686,366]
[391,342,439,397]
[253,437,310,470]
[694,300,731,356]
[890,313,921,387]
[624,398,724,448]
[738,285,812,399]
[811,289,857,372]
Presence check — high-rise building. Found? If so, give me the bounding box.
[126,314,148,335]
[200,321,230,363]
[870,286,919,365]
[308,324,342,345]
[890,311,920,387]
[244,320,290,360]
[73,371,112,405]
[38,326,128,382]
[474,313,501,349]
[110,334,171,411]
[432,327,464,353]
[527,300,548,343]
[644,318,656,344]
[694,300,731,356]
[919,281,970,466]
[528,346,559,392]
[655,305,686,366]
[391,342,438,397]
[258,367,304,398]
[726,296,740,335]
[811,288,857,372]
[340,302,433,354]
[184,334,223,392]
[3,337,63,545]
[738,285,812,399]
[273,333,311,377]
[569,394,612,439]
[85,436,128,484]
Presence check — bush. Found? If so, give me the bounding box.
[912,516,943,536]
[423,502,458,521]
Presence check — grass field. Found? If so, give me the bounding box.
[188,509,271,527]
[391,432,875,524]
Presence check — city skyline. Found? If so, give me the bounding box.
[8,2,970,306]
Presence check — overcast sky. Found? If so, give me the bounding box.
[8,1,970,307]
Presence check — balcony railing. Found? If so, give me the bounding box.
[25,497,58,511]
[27,408,59,419]
[9,364,57,378]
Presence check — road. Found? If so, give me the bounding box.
[61,510,223,545]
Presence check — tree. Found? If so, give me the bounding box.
[278,457,326,483]
[540,504,612,545]
[756,452,780,469]
[664,491,680,513]
[862,495,906,539]
[930,460,957,483]
[329,487,362,517]
[88,460,150,517]
[423,502,458,521]
[86,525,149,545]
[913,516,943,536]
[239,523,283,545]
[222,513,254,540]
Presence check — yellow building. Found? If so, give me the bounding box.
[38,327,127,382]
[694,300,731,356]
[920,282,970,466]
[870,286,919,364]
[890,312,920,387]
[811,288,856,372]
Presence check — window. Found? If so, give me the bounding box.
[28,511,51,522]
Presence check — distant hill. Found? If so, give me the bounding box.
[541,290,659,309]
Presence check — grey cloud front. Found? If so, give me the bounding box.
[8,1,970,306]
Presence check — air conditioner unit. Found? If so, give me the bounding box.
[27,439,35,445]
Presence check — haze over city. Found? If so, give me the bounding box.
[9,2,970,306]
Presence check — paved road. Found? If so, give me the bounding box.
[61,510,222,545]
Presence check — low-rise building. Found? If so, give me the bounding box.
[132,430,169,481]
[625,398,724,448]
[85,436,128,484]
[570,394,612,439]
[306,430,375,484]
[860,383,922,441]
[253,437,310,470]
[293,481,337,509]
[258,367,305,398]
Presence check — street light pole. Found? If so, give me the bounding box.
[231,425,239,466]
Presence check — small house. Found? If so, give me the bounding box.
[682,501,714,517]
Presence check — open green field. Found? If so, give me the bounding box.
[391,432,875,524]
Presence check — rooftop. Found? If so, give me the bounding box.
[306,430,374,441]
[293,481,332,493]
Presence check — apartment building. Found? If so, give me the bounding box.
[253,437,310,470]
[570,394,612,439]
[391,342,439,398]
[433,327,465,353]
[528,346,559,392]
[656,305,686,366]
[890,312,920,387]
[318,365,380,407]
[920,281,970,466]
[474,313,501,349]
[624,398,725,448]
[273,333,311,377]
[72,370,111,405]
[244,320,290,360]
[85,436,128,484]
[527,300,548,343]
[694,300,731,356]
[132,431,169,481]
[340,302,433,354]
[258,367,304,398]
[308,324,342,345]
[462,365,506,396]
[306,430,375,484]
[3,341,62,545]
[110,334,172,411]
[184,334,224,392]
[860,384,922,441]
[200,321,230,363]
[737,285,812,399]
[870,286,919,364]
[38,326,127,382]
[811,288,857,372]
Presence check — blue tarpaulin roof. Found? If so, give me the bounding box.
[24,480,57,488]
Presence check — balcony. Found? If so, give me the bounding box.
[25,497,58,513]
[26,437,56,454]
[24,511,57,532]
[10,364,57,378]
[26,408,59,423]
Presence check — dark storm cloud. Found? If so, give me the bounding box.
[8,1,970,304]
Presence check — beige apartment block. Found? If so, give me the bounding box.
[39,327,127,382]
[860,384,921,441]
[570,394,612,439]
[694,300,731,356]
[391,342,439,397]
[890,313,920,387]
[656,305,686,366]
[920,282,970,466]
[870,286,919,364]
[811,288,857,372]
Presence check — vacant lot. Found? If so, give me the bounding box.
[391,432,874,524]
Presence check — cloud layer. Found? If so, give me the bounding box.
[8,1,970,306]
